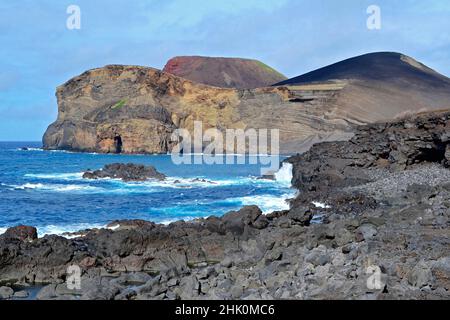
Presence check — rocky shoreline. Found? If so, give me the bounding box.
[1,112,449,300]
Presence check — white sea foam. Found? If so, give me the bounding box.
[25,171,259,188]
[6,182,101,193]
[11,183,46,190]
[37,223,105,238]
[4,177,268,195]
[157,217,198,225]
[107,224,120,230]
[120,176,268,190]
[17,147,43,152]
[242,194,293,213]
[49,150,71,153]
[22,168,289,191]
[158,219,177,225]
[223,192,295,214]
[312,202,331,209]
[54,185,100,192]
[24,172,84,180]
[274,162,293,186]
[0,227,7,235]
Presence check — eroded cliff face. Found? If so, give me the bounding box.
[43,65,353,154]
[43,62,449,154]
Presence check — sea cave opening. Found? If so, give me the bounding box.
[414,143,446,164]
[114,135,123,154]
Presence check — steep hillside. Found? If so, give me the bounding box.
[274,52,450,124]
[163,56,287,89]
[275,52,449,85]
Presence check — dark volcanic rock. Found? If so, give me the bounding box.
[83,163,166,181]
[1,112,449,300]
[287,112,450,192]
[287,205,314,226]
[1,226,38,242]
[220,205,263,236]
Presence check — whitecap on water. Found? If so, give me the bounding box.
[274,162,293,186]
[24,172,84,180]
[6,182,101,193]
[17,147,43,152]
[13,183,46,190]
[219,192,295,214]
[240,194,294,213]
[114,176,269,190]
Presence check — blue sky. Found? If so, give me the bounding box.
[1,0,450,141]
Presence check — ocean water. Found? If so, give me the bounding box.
[0,142,295,237]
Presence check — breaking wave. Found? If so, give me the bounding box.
[274,162,293,185]
[24,172,84,180]
[37,223,105,238]
[4,183,102,192]
[220,193,295,214]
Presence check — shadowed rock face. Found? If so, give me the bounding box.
[43,53,450,155]
[163,56,287,89]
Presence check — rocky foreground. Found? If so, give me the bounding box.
[1,112,449,300]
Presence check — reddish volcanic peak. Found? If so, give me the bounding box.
[163,56,286,89]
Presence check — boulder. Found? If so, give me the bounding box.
[13,290,29,298]
[408,261,433,288]
[1,225,37,242]
[0,286,14,300]
[431,257,450,290]
[220,206,263,236]
[287,205,313,226]
[305,246,331,267]
[83,163,166,181]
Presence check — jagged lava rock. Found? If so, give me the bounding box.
[83,163,166,181]
[1,225,38,242]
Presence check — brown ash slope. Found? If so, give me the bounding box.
[163,56,287,89]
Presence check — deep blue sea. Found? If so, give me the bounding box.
[0,142,295,237]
